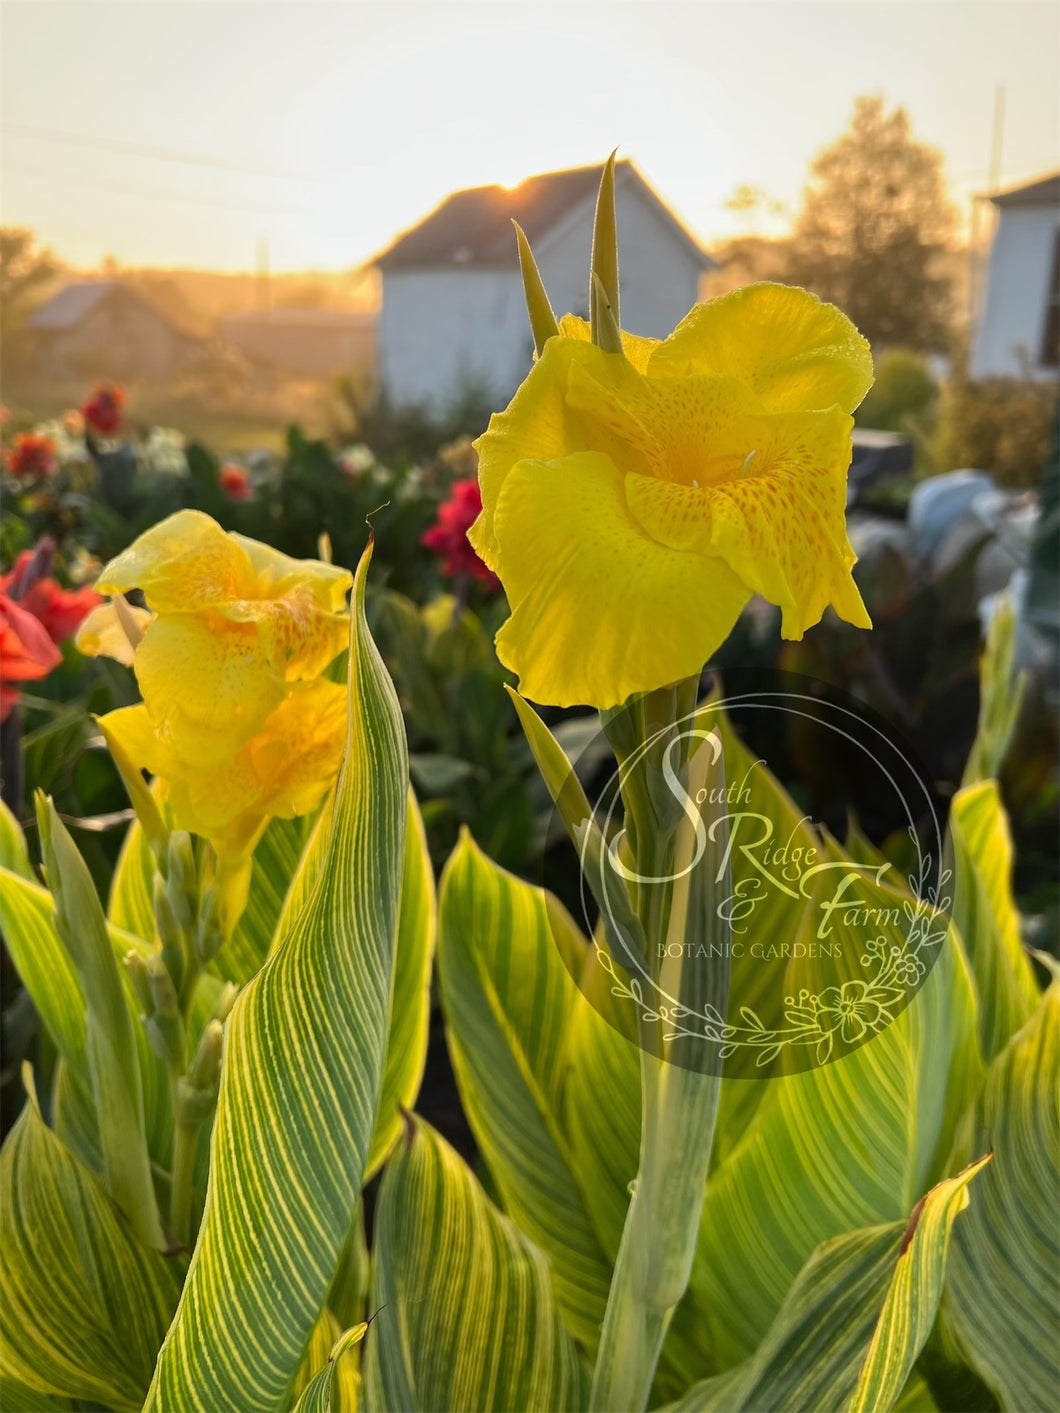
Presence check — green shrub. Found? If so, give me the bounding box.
[933,374,1057,488]
[857,347,937,432]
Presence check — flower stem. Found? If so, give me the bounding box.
[590,685,730,1412]
[169,1075,196,1249]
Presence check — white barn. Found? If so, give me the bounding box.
[971,171,1060,381]
[372,160,714,415]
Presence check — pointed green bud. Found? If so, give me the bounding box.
[166,830,198,933]
[591,272,625,357]
[194,887,225,964]
[590,149,621,347]
[177,1019,223,1124]
[153,872,186,991]
[123,950,155,1016]
[512,220,560,358]
[210,982,240,1027]
[145,952,180,1018]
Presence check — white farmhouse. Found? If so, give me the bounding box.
[371,160,714,415]
[971,171,1060,381]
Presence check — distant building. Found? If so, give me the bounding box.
[27,280,202,381]
[971,172,1060,380]
[220,308,375,378]
[371,159,715,414]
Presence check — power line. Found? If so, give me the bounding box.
[2,161,306,216]
[2,122,329,184]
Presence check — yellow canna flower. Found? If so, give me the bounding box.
[469,282,874,709]
[97,680,348,857]
[78,510,352,854]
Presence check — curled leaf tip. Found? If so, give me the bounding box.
[398,1104,417,1149]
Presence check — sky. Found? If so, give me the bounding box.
[1,0,1057,273]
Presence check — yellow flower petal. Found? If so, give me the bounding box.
[492,453,750,707]
[96,510,248,611]
[228,534,352,613]
[134,614,285,769]
[97,703,179,780]
[624,406,871,638]
[566,358,763,485]
[557,313,659,373]
[471,335,651,564]
[649,283,873,415]
[100,681,347,852]
[74,601,153,666]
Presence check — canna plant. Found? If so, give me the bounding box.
[1,158,1057,1413]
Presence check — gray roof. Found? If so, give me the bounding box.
[27,279,203,339]
[372,160,714,272]
[987,172,1060,208]
[27,281,119,330]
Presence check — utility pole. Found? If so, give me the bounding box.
[256,237,271,312]
[969,84,1006,331]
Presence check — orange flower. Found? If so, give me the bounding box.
[5,432,57,481]
[218,463,253,502]
[0,593,62,721]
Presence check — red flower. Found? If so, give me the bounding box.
[421,478,499,589]
[218,463,253,502]
[0,540,102,719]
[5,432,57,481]
[0,593,62,721]
[19,578,101,644]
[81,384,125,437]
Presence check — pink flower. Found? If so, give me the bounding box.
[421,478,499,589]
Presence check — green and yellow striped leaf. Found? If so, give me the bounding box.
[663,1160,987,1413]
[291,1322,365,1413]
[146,540,408,1413]
[848,1157,991,1412]
[943,985,1060,1411]
[0,1071,185,1411]
[678,910,982,1377]
[0,796,33,878]
[367,788,435,1177]
[437,830,614,1348]
[360,1117,589,1413]
[948,779,1041,1062]
[0,864,180,1172]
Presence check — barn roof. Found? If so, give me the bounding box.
[27,279,203,338]
[986,171,1060,208]
[371,160,714,272]
[27,281,119,330]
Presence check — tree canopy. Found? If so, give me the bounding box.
[785,96,958,352]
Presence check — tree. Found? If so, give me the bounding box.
[785,96,958,351]
[0,228,59,377]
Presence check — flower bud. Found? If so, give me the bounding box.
[166,830,198,932]
[153,873,185,992]
[176,1020,223,1125]
[123,950,154,1015]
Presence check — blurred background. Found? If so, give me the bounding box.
[1,1,1058,1131]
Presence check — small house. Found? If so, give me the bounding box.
[371,160,715,415]
[971,171,1060,381]
[27,280,203,382]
